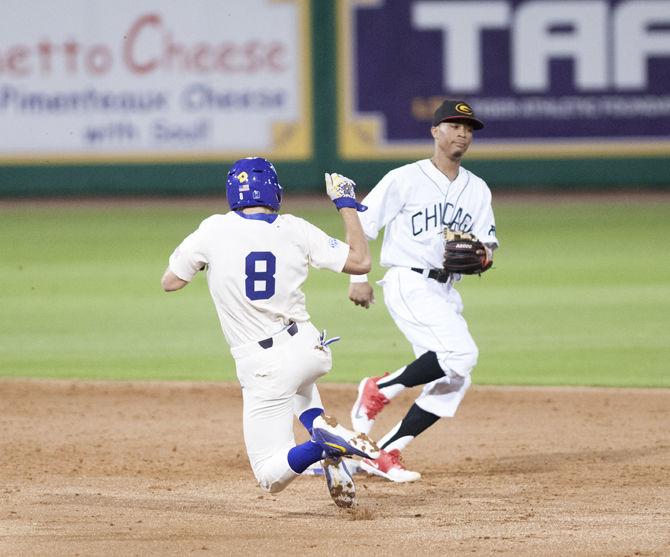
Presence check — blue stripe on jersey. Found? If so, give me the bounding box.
[234,211,278,224]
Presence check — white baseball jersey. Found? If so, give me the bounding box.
[357,159,499,419]
[360,159,498,269]
[168,211,349,348]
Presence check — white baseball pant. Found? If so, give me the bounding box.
[231,321,331,493]
[379,267,476,418]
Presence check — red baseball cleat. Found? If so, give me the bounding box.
[350,375,390,434]
[360,449,421,483]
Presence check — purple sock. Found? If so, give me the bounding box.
[287,441,324,473]
[299,407,324,434]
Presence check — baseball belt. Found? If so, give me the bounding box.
[258,321,298,349]
[411,267,449,283]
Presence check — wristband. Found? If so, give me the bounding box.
[333,198,368,212]
[350,273,369,283]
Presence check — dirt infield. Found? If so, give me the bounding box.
[1,380,668,557]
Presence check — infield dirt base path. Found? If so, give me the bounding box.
[1,380,668,557]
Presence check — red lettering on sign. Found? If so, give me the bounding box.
[63,40,81,73]
[0,12,289,78]
[7,47,30,76]
[267,43,286,71]
[123,12,288,75]
[37,41,54,74]
[123,13,162,74]
[213,45,237,72]
[86,45,113,75]
[0,40,113,77]
[163,32,184,71]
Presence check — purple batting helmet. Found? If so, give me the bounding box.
[226,157,283,211]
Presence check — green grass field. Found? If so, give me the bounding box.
[1,196,669,387]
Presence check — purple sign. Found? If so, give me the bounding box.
[341,0,670,155]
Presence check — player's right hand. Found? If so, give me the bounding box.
[348,282,374,309]
[325,173,367,212]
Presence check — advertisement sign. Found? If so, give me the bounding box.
[0,0,311,163]
[338,0,670,158]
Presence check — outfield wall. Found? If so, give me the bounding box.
[1,0,669,196]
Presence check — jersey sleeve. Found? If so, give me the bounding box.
[359,171,406,240]
[472,185,499,248]
[168,223,209,282]
[302,219,350,272]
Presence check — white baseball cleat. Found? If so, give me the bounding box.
[311,415,380,460]
[350,375,390,434]
[360,449,421,483]
[322,457,356,508]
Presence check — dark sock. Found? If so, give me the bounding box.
[287,441,324,473]
[378,351,445,389]
[299,407,324,434]
[380,403,440,450]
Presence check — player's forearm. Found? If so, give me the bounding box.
[340,208,371,275]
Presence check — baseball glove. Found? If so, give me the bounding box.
[443,229,492,275]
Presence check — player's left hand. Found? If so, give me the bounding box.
[348,281,375,308]
[325,173,367,212]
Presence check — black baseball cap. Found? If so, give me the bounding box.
[432,99,484,130]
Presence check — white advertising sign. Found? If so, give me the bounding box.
[0,0,311,162]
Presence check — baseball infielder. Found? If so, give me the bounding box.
[348,100,498,481]
[161,157,378,507]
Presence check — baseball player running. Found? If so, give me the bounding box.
[348,100,498,482]
[161,157,379,508]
